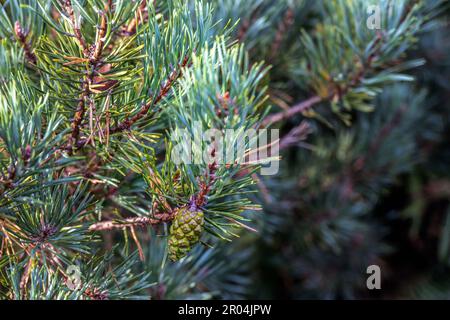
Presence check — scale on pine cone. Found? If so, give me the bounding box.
[168,205,204,261]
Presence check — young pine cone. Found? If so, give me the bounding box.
[168,206,204,261]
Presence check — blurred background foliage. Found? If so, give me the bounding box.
[0,0,449,300]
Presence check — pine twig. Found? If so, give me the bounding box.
[64,0,89,56]
[122,0,149,36]
[104,0,113,12]
[279,120,313,150]
[195,157,218,208]
[89,213,175,232]
[269,8,295,62]
[109,54,191,134]
[352,105,407,173]
[14,21,37,65]
[68,7,108,152]
[237,6,262,42]
[262,95,322,127]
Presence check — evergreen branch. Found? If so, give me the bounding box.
[69,12,108,151]
[109,54,191,134]
[195,150,219,208]
[1,0,443,300]
[279,120,313,150]
[236,5,261,42]
[262,30,385,128]
[262,95,322,126]
[91,13,107,62]
[263,29,396,128]
[63,0,89,57]
[69,84,88,152]
[352,105,407,175]
[89,213,175,231]
[46,257,109,300]
[122,0,149,36]
[269,7,295,62]
[0,165,16,192]
[13,21,37,65]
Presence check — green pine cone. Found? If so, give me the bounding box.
[168,206,204,261]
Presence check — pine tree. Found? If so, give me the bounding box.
[0,0,448,300]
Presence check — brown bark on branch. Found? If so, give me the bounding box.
[64,0,89,56]
[269,8,295,62]
[123,0,149,36]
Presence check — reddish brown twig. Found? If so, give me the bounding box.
[353,105,407,173]
[67,6,108,152]
[279,121,313,150]
[269,8,295,62]
[0,164,16,190]
[237,7,262,42]
[14,21,37,65]
[261,32,386,129]
[104,0,113,12]
[261,95,322,127]
[91,13,107,62]
[109,54,191,134]
[64,0,89,56]
[89,213,175,232]
[122,0,149,36]
[70,81,89,152]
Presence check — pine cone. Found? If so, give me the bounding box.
[168,206,204,261]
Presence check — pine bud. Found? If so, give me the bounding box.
[168,206,204,261]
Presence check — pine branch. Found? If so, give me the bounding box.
[91,14,107,62]
[269,8,295,62]
[279,120,313,150]
[0,165,16,190]
[109,54,191,134]
[263,31,389,128]
[195,150,219,208]
[63,0,89,57]
[262,95,322,126]
[104,0,113,12]
[236,5,261,42]
[13,21,37,65]
[0,145,32,193]
[352,105,407,174]
[89,213,175,231]
[68,10,108,152]
[122,0,150,36]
